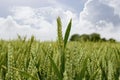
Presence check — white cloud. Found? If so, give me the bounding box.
[0,0,120,41]
[77,0,120,41]
[0,6,78,41]
[0,0,61,17]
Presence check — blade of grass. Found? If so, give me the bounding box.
[49,56,62,80]
[64,19,72,48]
[75,56,88,80]
[89,68,100,80]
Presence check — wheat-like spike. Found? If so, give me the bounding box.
[6,43,14,80]
[57,17,64,49]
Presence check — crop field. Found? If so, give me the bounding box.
[0,40,120,80]
[0,17,120,80]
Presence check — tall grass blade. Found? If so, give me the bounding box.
[49,56,62,80]
[64,19,72,48]
[75,56,88,80]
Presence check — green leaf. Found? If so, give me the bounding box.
[60,51,65,78]
[49,56,62,80]
[64,19,72,48]
[89,69,100,80]
[19,71,38,80]
[75,56,88,80]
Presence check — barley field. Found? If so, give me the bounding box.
[0,39,120,80]
[0,17,120,80]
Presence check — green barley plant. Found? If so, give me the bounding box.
[49,17,72,80]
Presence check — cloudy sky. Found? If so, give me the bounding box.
[0,0,120,41]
